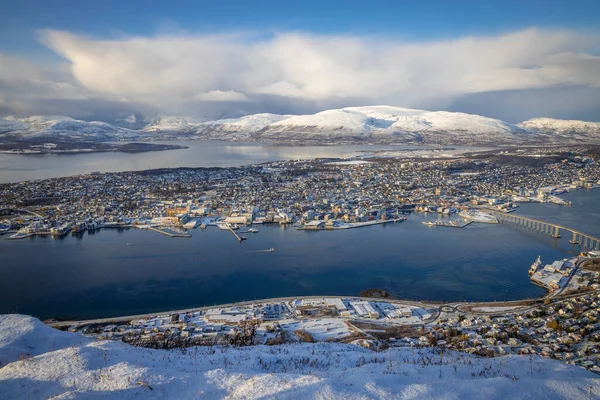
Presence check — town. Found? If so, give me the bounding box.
[0,145,598,241]
[2,144,599,374]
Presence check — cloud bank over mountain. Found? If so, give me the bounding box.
[1,28,599,122]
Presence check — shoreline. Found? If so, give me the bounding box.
[44,252,596,327]
[45,294,545,328]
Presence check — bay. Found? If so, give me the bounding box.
[2,189,597,320]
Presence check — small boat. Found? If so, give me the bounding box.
[247,228,259,233]
[239,236,247,240]
[268,248,275,252]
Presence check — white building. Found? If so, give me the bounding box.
[350,301,379,319]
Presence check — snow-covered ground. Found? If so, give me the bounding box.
[278,318,351,341]
[470,306,524,313]
[519,117,600,141]
[1,314,598,399]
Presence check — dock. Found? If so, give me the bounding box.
[227,227,245,242]
[148,226,192,238]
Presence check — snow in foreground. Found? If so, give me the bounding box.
[0,314,598,399]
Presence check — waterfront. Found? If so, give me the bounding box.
[0,141,433,183]
[4,189,598,320]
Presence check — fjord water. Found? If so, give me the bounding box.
[0,141,403,183]
[1,189,597,320]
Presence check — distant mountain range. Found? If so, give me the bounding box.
[1,106,599,145]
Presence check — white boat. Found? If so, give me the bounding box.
[247,228,259,233]
[529,256,542,276]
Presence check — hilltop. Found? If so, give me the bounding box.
[0,314,598,399]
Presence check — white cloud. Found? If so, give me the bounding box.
[39,28,600,109]
[2,28,600,120]
[193,90,248,102]
[0,53,87,101]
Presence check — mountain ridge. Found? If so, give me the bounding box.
[1,106,598,145]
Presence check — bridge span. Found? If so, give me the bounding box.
[485,210,600,250]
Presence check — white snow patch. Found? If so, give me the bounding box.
[0,314,598,399]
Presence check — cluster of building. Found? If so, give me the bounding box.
[1,146,599,238]
[431,290,600,374]
[70,297,434,347]
[529,257,577,292]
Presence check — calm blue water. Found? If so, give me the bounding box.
[2,189,597,320]
[0,141,416,183]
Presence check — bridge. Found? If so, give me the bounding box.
[486,210,600,250]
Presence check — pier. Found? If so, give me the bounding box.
[488,211,600,250]
[227,227,244,242]
[148,226,192,238]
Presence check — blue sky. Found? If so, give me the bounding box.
[1,0,599,122]
[3,0,599,49]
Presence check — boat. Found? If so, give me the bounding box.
[569,239,579,245]
[247,228,259,233]
[422,221,437,226]
[529,255,542,276]
[268,248,275,252]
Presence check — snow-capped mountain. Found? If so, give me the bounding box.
[197,113,291,140]
[518,118,600,143]
[256,106,531,144]
[141,115,206,134]
[1,107,598,145]
[1,115,139,141]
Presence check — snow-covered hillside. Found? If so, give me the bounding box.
[519,118,600,143]
[1,115,139,141]
[0,314,598,399]
[1,107,599,145]
[197,113,291,140]
[141,115,206,134]
[256,106,530,144]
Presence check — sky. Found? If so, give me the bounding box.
[1,0,599,123]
